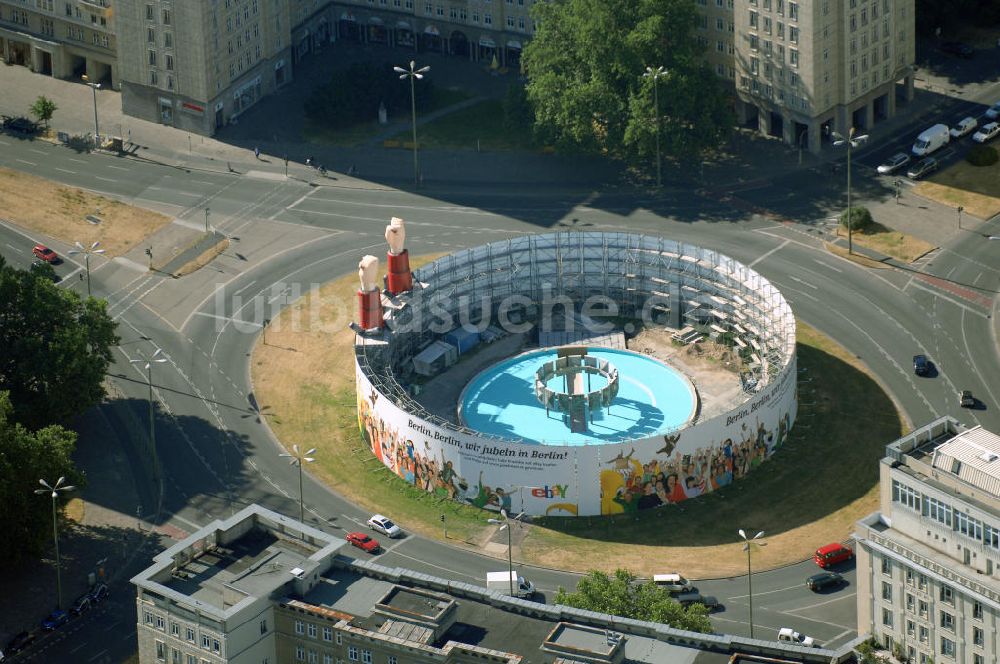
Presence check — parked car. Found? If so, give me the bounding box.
[70,593,92,616]
[675,592,723,611]
[366,514,402,538]
[41,610,69,631]
[29,260,60,283]
[960,390,975,408]
[986,102,1000,120]
[814,542,854,568]
[906,158,938,180]
[88,583,109,603]
[807,571,845,591]
[32,244,60,263]
[4,631,37,655]
[778,627,820,647]
[949,116,977,138]
[346,531,381,553]
[940,41,974,58]
[652,573,696,594]
[973,122,1000,144]
[876,152,910,174]
[913,354,929,376]
[1,115,39,135]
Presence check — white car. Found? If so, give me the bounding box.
[986,102,1000,120]
[778,627,820,648]
[973,122,1000,144]
[367,514,402,538]
[876,152,910,174]
[949,116,977,138]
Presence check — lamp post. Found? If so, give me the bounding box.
[894,178,903,205]
[131,348,167,478]
[279,444,316,524]
[68,240,105,296]
[36,477,75,611]
[488,510,515,596]
[81,74,101,148]
[957,205,964,230]
[393,61,430,186]
[205,207,210,233]
[642,66,668,187]
[831,128,869,255]
[738,529,766,639]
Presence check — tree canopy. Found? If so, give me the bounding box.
[0,390,84,561]
[0,256,118,428]
[554,569,714,633]
[30,95,58,129]
[523,0,733,164]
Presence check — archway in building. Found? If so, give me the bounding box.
[478,36,497,64]
[396,21,415,49]
[506,40,522,70]
[769,111,783,139]
[339,13,360,41]
[450,30,469,57]
[420,26,442,52]
[367,17,387,45]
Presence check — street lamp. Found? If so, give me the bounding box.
[831,128,869,255]
[738,528,766,639]
[393,60,430,186]
[68,240,105,296]
[81,74,101,148]
[488,509,524,597]
[279,444,316,524]
[957,205,964,230]
[205,207,210,233]
[131,348,167,478]
[36,477,75,611]
[642,66,668,187]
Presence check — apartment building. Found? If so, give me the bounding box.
[0,0,117,85]
[855,417,1000,664]
[698,0,916,153]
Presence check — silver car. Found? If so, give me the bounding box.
[877,152,910,174]
[906,158,938,180]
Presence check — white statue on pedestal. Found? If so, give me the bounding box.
[358,255,380,292]
[385,217,406,256]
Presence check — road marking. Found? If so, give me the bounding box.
[191,311,263,327]
[749,239,790,267]
[5,243,20,252]
[909,280,990,319]
[89,649,109,661]
[287,187,319,211]
[55,167,76,174]
[788,275,818,290]
[106,164,129,171]
[812,258,842,273]
[169,512,204,531]
[232,281,257,297]
[29,148,47,155]
[67,157,86,164]
[16,159,37,166]
[171,191,204,198]
[95,176,116,182]
[70,642,88,653]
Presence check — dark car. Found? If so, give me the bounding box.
[30,259,60,283]
[913,354,929,376]
[907,158,938,180]
[960,390,975,408]
[88,583,109,603]
[676,592,723,611]
[41,609,69,631]
[70,593,92,616]
[5,631,37,654]
[346,532,381,553]
[807,571,845,591]
[941,41,974,58]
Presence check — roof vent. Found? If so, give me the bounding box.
[978,452,998,463]
[290,567,305,579]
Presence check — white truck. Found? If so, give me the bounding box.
[911,124,950,156]
[486,570,535,598]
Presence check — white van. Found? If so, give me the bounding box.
[912,124,950,156]
[653,573,695,593]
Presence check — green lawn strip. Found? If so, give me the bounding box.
[392,99,537,151]
[520,322,904,563]
[838,222,935,263]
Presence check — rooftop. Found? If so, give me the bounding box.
[930,426,1000,497]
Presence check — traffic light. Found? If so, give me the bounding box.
[440,514,445,522]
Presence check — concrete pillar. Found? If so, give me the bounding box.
[834,105,850,137]
[904,74,914,102]
[782,113,795,147]
[31,46,44,73]
[757,106,770,137]
[809,120,822,155]
[734,99,749,126]
[863,101,874,131]
[887,87,896,118]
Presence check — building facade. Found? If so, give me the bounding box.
[697,0,916,153]
[855,417,1000,664]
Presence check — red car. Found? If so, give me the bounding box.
[346,532,381,553]
[33,244,59,263]
[814,542,854,568]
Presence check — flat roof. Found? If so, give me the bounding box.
[931,426,1000,497]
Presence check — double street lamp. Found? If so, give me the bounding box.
[488,509,523,597]
[393,61,430,186]
[831,128,869,255]
[36,477,75,611]
[279,444,316,524]
[131,348,167,479]
[81,74,101,148]
[642,66,668,187]
[738,528,766,639]
[68,240,105,296]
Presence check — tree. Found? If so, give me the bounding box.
[522,0,733,165]
[838,206,873,231]
[554,569,714,633]
[502,82,534,137]
[0,256,119,428]
[0,391,84,562]
[30,95,58,129]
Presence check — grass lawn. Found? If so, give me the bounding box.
[301,87,474,148]
[251,267,904,576]
[392,99,537,151]
[834,222,934,263]
[0,167,172,256]
[914,158,1000,220]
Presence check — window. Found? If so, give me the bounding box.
[156,641,166,661]
[307,651,317,664]
[985,525,1000,550]
[906,619,915,636]
[348,646,358,661]
[925,497,953,527]
[750,35,759,50]
[882,582,892,602]
[212,640,220,654]
[750,56,759,74]
[749,10,758,27]
[940,611,954,631]
[170,623,179,637]
[763,17,771,34]
[788,1,797,20]
[171,649,181,664]
[973,601,983,620]
[906,593,914,612]
[974,655,984,664]
[881,557,892,575]
[187,656,197,664]
[974,626,984,647]
[361,650,372,664]
[162,8,170,24]
[789,27,798,43]
[156,615,166,630]
[892,481,921,511]
[919,625,928,643]
[296,646,305,662]
[186,628,195,643]
[295,621,305,635]
[148,50,157,66]
[956,512,984,541]
[323,656,333,664]
[165,55,173,70]
[336,633,343,646]
[201,635,210,649]
[145,4,153,19]
[260,620,267,635]
[882,608,892,626]
[940,585,954,605]
[148,27,155,43]
[940,637,955,658]
[307,623,317,639]
[918,574,927,591]
[388,658,397,664]
[322,626,332,642]
[789,49,798,66]
[164,32,172,48]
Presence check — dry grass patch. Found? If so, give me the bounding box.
[914,159,1000,220]
[824,241,892,269]
[64,497,86,522]
[833,223,934,263]
[170,237,230,277]
[0,166,171,256]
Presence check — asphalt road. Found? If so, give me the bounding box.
[1,111,998,660]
